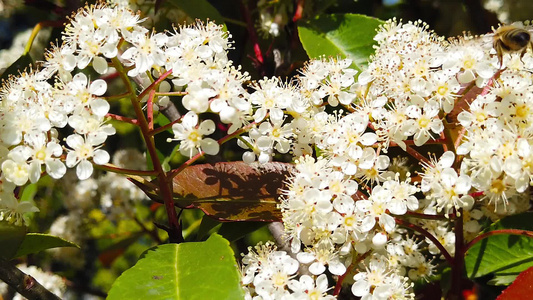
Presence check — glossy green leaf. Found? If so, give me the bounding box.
[298,14,383,72]
[13,233,79,258]
[165,0,226,30]
[218,222,267,242]
[196,215,221,241]
[107,234,244,299]
[465,212,533,284]
[0,221,27,259]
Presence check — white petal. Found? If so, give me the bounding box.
[65,152,78,168]
[66,134,84,149]
[296,252,315,264]
[92,57,109,75]
[309,262,326,275]
[380,214,396,232]
[76,160,93,180]
[439,151,455,168]
[46,160,66,179]
[316,274,329,290]
[328,260,346,276]
[93,149,110,165]
[200,138,220,155]
[90,98,111,116]
[351,280,369,296]
[29,161,41,183]
[199,120,215,135]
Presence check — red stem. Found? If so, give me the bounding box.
[469,191,484,198]
[147,89,155,130]
[404,144,431,166]
[403,211,448,220]
[395,218,453,264]
[292,0,305,22]
[100,72,120,81]
[112,58,182,243]
[388,138,446,147]
[448,208,464,300]
[464,229,533,253]
[106,113,138,125]
[333,251,370,295]
[241,1,264,65]
[454,126,466,151]
[94,163,158,176]
[150,117,183,136]
[138,69,173,100]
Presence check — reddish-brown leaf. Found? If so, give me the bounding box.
[497,266,533,300]
[130,162,294,222]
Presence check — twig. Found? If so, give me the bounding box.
[464,229,533,253]
[0,259,61,300]
[395,218,453,264]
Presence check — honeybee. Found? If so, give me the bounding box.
[492,24,533,67]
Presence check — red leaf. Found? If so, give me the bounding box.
[497,266,533,300]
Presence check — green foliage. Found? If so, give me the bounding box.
[465,212,533,285]
[0,221,27,259]
[298,14,384,72]
[107,234,244,299]
[165,0,226,30]
[13,233,79,258]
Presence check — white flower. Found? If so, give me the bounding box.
[288,274,335,300]
[351,258,393,299]
[2,149,31,186]
[0,191,39,226]
[405,100,443,146]
[122,30,168,76]
[169,112,219,157]
[65,134,110,180]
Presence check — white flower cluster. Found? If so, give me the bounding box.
[0,1,365,226]
[275,19,533,299]
[241,242,335,300]
[280,156,420,298]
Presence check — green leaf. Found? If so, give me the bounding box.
[196,215,221,241]
[0,221,27,259]
[218,222,266,242]
[19,183,37,202]
[107,234,244,300]
[13,233,79,258]
[98,232,145,267]
[465,212,533,284]
[165,0,226,30]
[0,53,33,81]
[298,14,384,72]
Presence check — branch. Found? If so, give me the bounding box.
[464,229,533,253]
[395,218,453,264]
[404,144,431,166]
[0,259,61,300]
[267,222,290,253]
[333,251,370,296]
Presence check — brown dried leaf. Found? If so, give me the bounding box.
[172,162,293,222]
[130,162,294,222]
